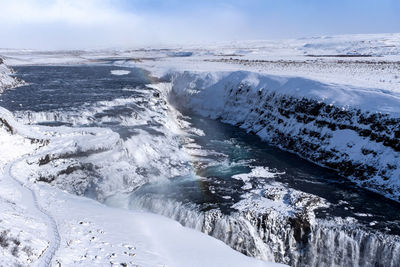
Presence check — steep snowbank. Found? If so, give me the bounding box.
[168,71,400,202]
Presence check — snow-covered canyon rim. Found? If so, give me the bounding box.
[167,70,400,203]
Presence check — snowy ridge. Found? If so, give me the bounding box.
[168,71,400,202]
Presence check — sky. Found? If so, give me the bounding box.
[0,0,399,49]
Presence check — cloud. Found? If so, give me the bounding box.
[3,0,397,49]
[0,0,251,49]
[0,0,132,25]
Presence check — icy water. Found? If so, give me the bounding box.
[0,65,152,112]
[134,114,400,233]
[2,65,400,266]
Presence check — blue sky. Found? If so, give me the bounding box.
[0,0,399,49]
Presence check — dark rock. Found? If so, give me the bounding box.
[39,154,51,166]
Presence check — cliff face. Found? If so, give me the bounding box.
[0,58,25,93]
[169,71,400,202]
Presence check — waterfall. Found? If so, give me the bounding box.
[130,194,400,266]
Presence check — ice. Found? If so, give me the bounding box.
[232,166,284,182]
[110,70,131,75]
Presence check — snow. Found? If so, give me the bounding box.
[110,70,131,76]
[232,166,284,191]
[33,184,283,267]
[0,60,25,93]
[232,166,282,182]
[169,70,400,116]
[0,108,50,266]
[230,166,326,216]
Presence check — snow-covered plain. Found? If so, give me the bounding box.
[2,33,400,92]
